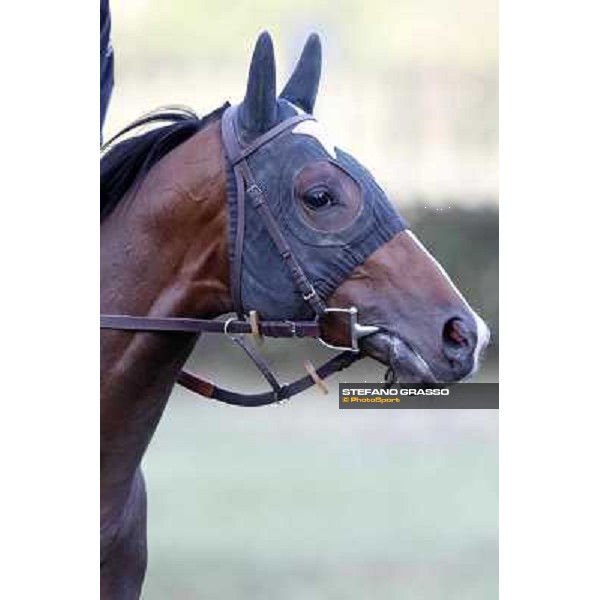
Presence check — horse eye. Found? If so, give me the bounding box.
[303,189,335,210]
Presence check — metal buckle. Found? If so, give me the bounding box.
[223,317,241,341]
[246,183,261,196]
[284,320,297,336]
[303,288,317,302]
[246,184,264,206]
[316,307,379,353]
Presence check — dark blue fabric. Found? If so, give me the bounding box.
[100,0,114,143]
[228,103,408,320]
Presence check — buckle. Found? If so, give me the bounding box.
[284,320,297,336]
[316,307,379,353]
[223,317,241,341]
[246,184,264,206]
[303,288,317,302]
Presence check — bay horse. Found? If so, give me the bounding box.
[100,32,489,599]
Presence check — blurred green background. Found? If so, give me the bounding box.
[106,1,498,598]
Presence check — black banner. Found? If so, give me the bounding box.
[339,383,499,409]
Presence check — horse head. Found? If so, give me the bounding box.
[230,32,490,383]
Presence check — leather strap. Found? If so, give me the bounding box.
[228,335,282,397]
[101,312,366,406]
[177,350,360,406]
[229,114,313,165]
[221,106,327,317]
[244,168,327,315]
[221,108,246,318]
[100,314,321,338]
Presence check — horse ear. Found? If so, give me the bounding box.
[281,33,322,114]
[240,31,277,134]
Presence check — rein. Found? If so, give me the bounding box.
[100,106,378,406]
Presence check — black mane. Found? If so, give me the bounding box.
[100,103,230,221]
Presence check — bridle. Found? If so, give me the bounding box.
[100,105,379,406]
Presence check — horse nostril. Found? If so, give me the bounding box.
[442,318,475,366]
[443,318,469,347]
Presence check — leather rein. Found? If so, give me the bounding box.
[100,106,379,406]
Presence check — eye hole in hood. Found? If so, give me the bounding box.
[293,160,362,233]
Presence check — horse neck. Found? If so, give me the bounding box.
[100,119,231,512]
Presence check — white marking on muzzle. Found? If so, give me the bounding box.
[406,231,491,376]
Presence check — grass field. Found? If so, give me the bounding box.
[142,340,498,599]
